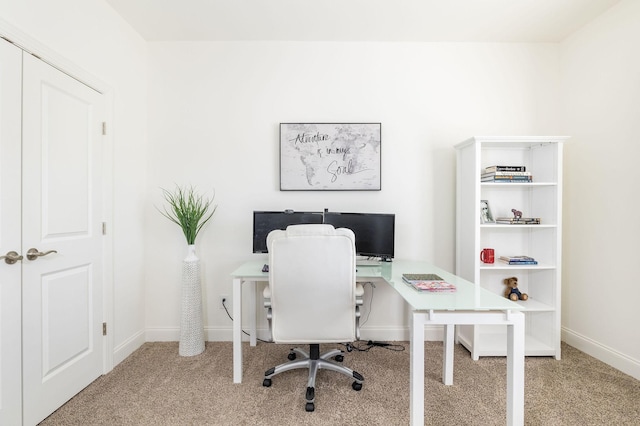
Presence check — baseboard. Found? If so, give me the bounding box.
[562,327,640,380]
[113,329,145,366]
[145,327,180,342]
[146,325,445,343]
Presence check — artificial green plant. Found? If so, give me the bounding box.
[159,185,216,245]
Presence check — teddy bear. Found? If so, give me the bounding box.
[503,276,528,301]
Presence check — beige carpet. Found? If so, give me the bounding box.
[40,341,639,425]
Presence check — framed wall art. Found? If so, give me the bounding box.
[279,123,381,191]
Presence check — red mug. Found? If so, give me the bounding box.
[480,248,495,264]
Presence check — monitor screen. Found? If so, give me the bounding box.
[323,212,395,260]
[252,211,324,253]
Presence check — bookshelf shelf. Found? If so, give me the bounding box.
[482,182,557,187]
[480,224,557,229]
[455,136,567,360]
[513,298,553,312]
[457,332,556,358]
[479,262,556,270]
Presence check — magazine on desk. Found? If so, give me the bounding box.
[402,274,457,292]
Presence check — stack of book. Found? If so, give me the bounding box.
[402,274,457,292]
[495,217,541,225]
[481,165,532,182]
[499,255,538,265]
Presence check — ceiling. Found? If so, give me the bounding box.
[105,0,620,43]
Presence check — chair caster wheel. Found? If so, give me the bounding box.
[334,354,344,362]
[352,381,362,391]
[305,402,315,412]
[287,352,296,361]
[263,378,272,387]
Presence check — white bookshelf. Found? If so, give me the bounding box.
[454,136,567,360]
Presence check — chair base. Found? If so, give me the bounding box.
[263,344,364,412]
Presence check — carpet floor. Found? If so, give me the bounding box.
[40,341,640,425]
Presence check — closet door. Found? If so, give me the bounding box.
[0,38,23,426]
[21,52,106,425]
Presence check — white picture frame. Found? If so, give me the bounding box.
[480,199,494,223]
[279,123,381,191]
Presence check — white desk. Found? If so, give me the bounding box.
[231,259,525,426]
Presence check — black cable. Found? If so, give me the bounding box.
[221,299,272,343]
[342,340,405,352]
[359,281,375,327]
[351,282,405,352]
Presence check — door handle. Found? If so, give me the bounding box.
[26,248,58,261]
[1,251,23,265]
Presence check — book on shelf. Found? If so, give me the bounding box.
[482,165,526,173]
[499,255,538,265]
[402,273,456,292]
[495,217,541,224]
[481,175,533,182]
[481,171,532,178]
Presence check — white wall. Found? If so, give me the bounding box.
[560,0,640,379]
[6,0,637,382]
[145,41,562,341]
[0,0,149,365]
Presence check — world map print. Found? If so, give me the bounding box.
[280,123,381,190]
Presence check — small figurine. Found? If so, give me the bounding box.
[503,276,528,301]
[511,209,522,219]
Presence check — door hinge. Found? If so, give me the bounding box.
[102,222,107,235]
[102,322,107,336]
[102,122,107,135]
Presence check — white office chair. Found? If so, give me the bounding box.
[262,224,364,412]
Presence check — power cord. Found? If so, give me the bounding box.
[344,283,406,353]
[359,281,375,327]
[221,298,272,343]
[344,340,405,352]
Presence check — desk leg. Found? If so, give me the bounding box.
[248,281,257,346]
[442,324,455,385]
[233,278,243,383]
[506,311,525,426]
[410,312,426,426]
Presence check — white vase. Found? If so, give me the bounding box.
[179,244,205,356]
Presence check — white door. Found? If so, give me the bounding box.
[0,39,106,425]
[0,37,23,426]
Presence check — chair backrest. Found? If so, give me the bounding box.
[267,224,356,344]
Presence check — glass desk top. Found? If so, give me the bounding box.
[376,260,523,311]
[231,259,523,312]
